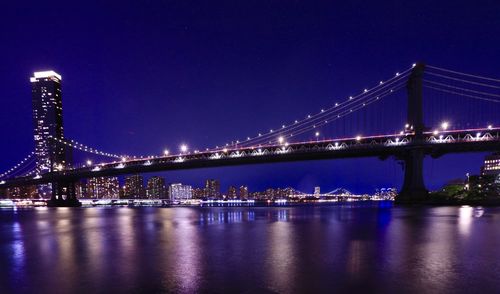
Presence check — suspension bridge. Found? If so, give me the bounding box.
[0,63,499,206]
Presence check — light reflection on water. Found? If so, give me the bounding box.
[0,203,499,293]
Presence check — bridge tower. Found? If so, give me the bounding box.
[397,63,429,203]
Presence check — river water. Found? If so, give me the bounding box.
[0,202,499,293]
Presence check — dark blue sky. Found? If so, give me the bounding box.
[1,1,499,193]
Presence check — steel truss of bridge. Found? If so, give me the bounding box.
[1,127,499,188]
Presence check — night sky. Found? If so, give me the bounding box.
[1,1,499,193]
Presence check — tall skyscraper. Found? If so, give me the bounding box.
[123,174,145,199]
[30,71,67,174]
[205,179,220,199]
[146,176,167,199]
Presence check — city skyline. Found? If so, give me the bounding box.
[1,2,499,194]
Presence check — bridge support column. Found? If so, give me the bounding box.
[47,181,82,207]
[396,149,428,203]
[396,62,429,203]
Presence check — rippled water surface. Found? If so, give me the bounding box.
[1,202,499,293]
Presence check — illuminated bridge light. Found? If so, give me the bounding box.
[441,121,449,130]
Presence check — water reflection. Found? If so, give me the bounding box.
[10,222,25,280]
[1,203,500,293]
[171,210,201,292]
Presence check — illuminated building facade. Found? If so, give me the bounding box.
[192,187,205,199]
[31,71,67,174]
[239,186,249,199]
[74,181,86,199]
[482,153,500,175]
[146,176,167,199]
[86,177,119,199]
[169,183,192,202]
[123,174,145,199]
[5,185,37,199]
[227,186,237,199]
[205,179,220,199]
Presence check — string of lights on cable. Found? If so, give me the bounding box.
[0,152,35,179]
[210,65,414,151]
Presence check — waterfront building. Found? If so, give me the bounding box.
[86,177,119,199]
[227,186,237,199]
[192,187,205,199]
[74,181,86,199]
[123,174,145,199]
[5,185,37,199]
[169,183,192,202]
[146,176,167,199]
[31,71,72,196]
[239,186,249,200]
[31,71,68,174]
[482,153,500,175]
[205,179,221,199]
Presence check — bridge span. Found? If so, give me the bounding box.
[1,63,499,206]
